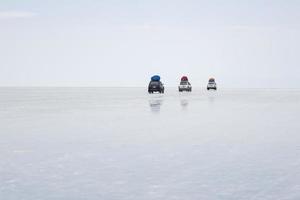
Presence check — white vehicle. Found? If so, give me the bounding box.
[207,78,217,90]
[179,81,192,92]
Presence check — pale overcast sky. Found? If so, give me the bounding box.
[1,0,300,87]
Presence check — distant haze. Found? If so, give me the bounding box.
[1,0,300,88]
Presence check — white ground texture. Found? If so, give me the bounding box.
[0,87,300,200]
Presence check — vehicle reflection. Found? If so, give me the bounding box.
[208,96,215,103]
[180,98,189,110]
[179,92,190,110]
[208,92,216,104]
[149,95,164,113]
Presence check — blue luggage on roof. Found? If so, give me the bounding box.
[151,75,160,81]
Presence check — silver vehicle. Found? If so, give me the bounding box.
[179,81,192,92]
[207,78,217,90]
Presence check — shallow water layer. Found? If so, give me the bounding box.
[0,87,300,200]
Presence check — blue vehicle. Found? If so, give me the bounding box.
[148,75,164,93]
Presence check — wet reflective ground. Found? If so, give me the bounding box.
[1,87,300,200]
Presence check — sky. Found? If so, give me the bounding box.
[0,0,300,88]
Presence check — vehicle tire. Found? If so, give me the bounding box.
[207,88,210,90]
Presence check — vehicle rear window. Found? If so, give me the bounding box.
[150,81,160,86]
